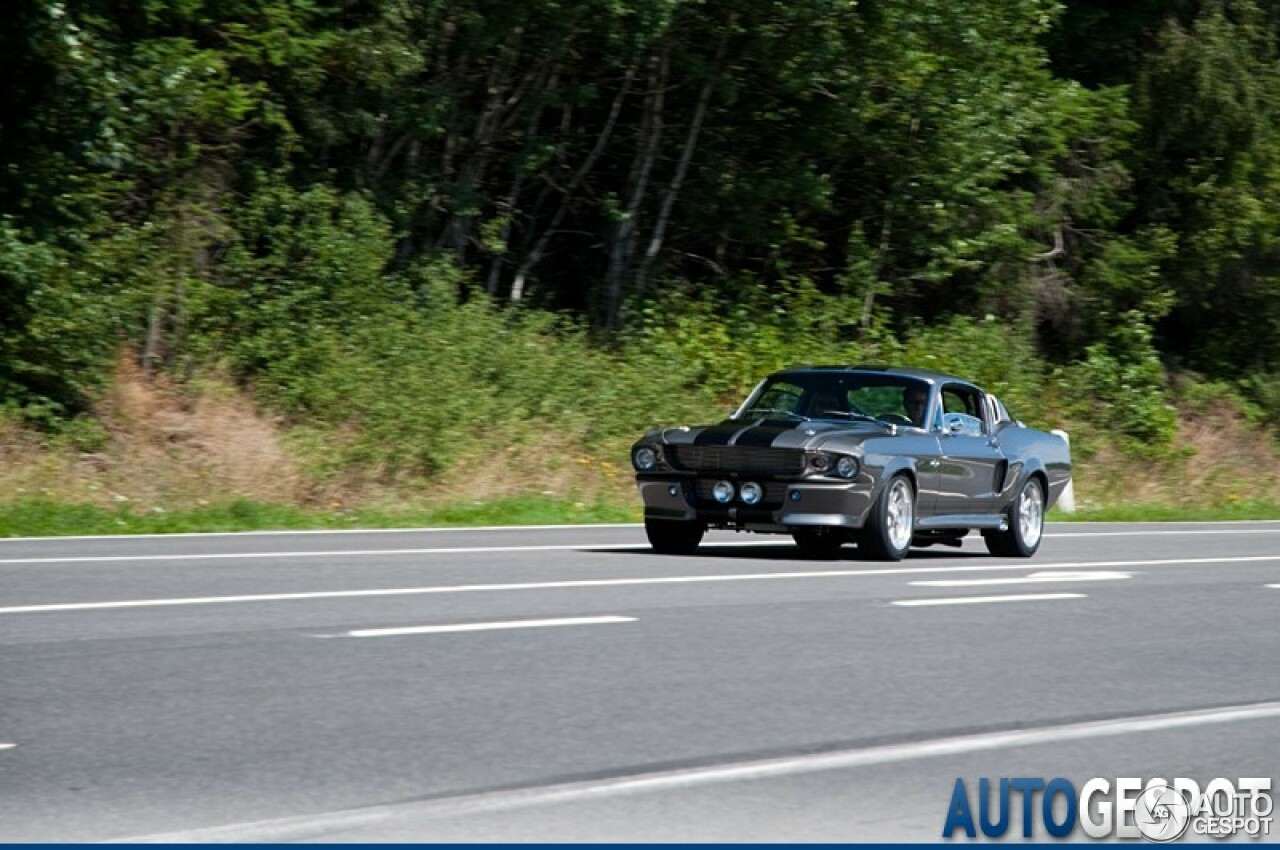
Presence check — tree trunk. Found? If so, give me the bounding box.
[860,117,920,330]
[636,24,730,291]
[487,66,558,294]
[511,60,638,303]
[605,48,667,329]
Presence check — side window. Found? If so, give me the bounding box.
[987,394,1012,426]
[940,385,988,434]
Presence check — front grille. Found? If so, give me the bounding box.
[668,445,804,476]
[695,479,789,506]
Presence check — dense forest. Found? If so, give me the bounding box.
[2,1,1279,497]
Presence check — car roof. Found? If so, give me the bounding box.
[772,364,974,386]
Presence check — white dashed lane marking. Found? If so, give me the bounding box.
[911,570,1132,588]
[340,616,636,638]
[891,592,1088,607]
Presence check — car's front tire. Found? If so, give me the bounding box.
[792,527,845,559]
[857,474,914,561]
[645,518,704,555]
[984,476,1045,557]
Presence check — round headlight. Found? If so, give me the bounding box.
[835,456,859,479]
[632,446,657,471]
[809,453,832,472]
[740,481,764,505]
[712,480,735,503]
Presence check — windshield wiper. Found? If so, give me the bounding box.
[817,410,886,425]
[742,408,811,421]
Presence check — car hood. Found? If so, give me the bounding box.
[658,417,890,451]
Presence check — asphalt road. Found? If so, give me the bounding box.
[1,521,1278,842]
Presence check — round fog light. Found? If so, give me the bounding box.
[836,456,859,479]
[740,481,764,505]
[790,489,802,502]
[712,480,735,504]
[632,446,657,471]
[667,485,679,497]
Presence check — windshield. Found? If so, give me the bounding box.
[737,372,933,428]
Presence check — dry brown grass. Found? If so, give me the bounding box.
[0,352,626,511]
[1072,406,1280,509]
[1,354,304,511]
[2,351,1276,513]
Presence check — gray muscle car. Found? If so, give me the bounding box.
[631,366,1071,560]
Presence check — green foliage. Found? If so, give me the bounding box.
[0,223,124,414]
[1065,311,1179,453]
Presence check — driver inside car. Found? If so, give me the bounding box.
[903,384,928,427]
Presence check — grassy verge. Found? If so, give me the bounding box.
[0,496,641,538]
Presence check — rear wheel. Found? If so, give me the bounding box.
[792,527,845,559]
[645,518,704,555]
[984,476,1044,557]
[857,474,914,561]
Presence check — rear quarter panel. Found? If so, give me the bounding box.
[994,424,1072,509]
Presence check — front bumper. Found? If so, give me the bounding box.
[636,474,874,531]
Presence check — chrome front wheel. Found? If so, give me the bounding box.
[886,478,915,552]
[858,474,915,561]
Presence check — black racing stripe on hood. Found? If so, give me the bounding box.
[693,422,747,446]
[733,422,800,447]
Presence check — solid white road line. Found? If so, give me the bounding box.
[117,700,1280,843]
[4,540,1280,569]
[911,570,1132,588]
[345,616,635,638]
[4,527,1280,565]
[0,524,646,544]
[4,519,1278,545]
[1266,584,1280,589]
[0,743,15,751]
[891,592,1087,607]
[0,543,640,566]
[3,555,1279,616]
[0,540,780,567]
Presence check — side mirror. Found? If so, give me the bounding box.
[942,412,984,438]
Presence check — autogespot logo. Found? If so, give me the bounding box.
[1134,783,1193,842]
[942,777,1273,841]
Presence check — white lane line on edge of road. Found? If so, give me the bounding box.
[910,570,1132,588]
[4,554,1280,616]
[7,527,1280,568]
[5,519,1278,546]
[342,616,636,638]
[0,523,645,544]
[891,592,1087,607]
[0,540,780,567]
[115,699,1280,843]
